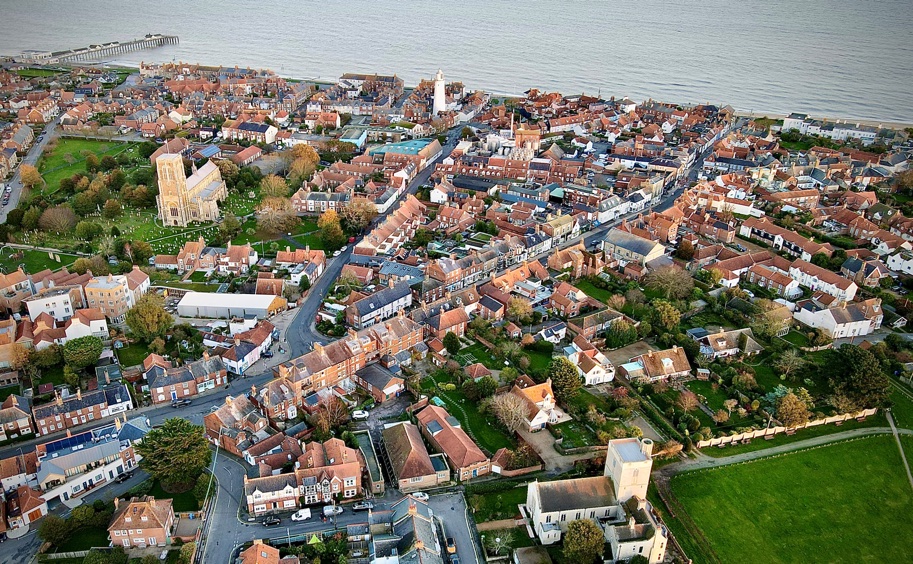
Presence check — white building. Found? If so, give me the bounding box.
[523,438,667,563]
[176,292,286,319]
[788,260,857,302]
[432,69,446,115]
[793,298,883,339]
[23,286,83,322]
[887,251,913,275]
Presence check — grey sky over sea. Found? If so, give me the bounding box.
[2,0,911,122]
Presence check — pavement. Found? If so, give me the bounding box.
[0,120,58,224]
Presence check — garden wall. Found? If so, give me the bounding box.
[696,408,877,448]
[490,447,543,477]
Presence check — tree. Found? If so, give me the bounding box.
[257,196,299,235]
[605,319,638,349]
[85,153,100,173]
[38,514,69,546]
[563,519,605,564]
[485,392,528,432]
[723,398,738,416]
[507,297,533,324]
[443,331,461,355]
[22,206,42,230]
[774,349,805,379]
[651,300,681,331]
[219,213,242,241]
[338,198,378,233]
[63,335,103,370]
[318,209,346,249]
[178,542,196,564]
[713,409,729,423]
[102,199,122,219]
[126,293,174,343]
[19,164,44,190]
[100,155,118,171]
[476,376,498,398]
[260,174,290,198]
[483,529,515,556]
[645,266,694,300]
[299,276,311,292]
[75,221,104,241]
[827,345,890,410]
[676,390,699,412]
[136,418,212,492]
[732,372,757,391]
[128,240,154,265]
[674,239,695,261]
[216,159,240,186]
[548,358,582,402]
[776,392,810,428]
[63,365,80,387]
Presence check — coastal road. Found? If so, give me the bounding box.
[0,120,58,224]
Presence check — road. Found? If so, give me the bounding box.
[285,127,464,355]
[0,120,58,224]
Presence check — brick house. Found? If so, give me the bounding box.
[144,352,228,404]
[108,496,175,548]
[414,405,490,481]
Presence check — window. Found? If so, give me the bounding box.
[409,477,423,483]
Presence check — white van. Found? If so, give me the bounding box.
[291,508,311,521]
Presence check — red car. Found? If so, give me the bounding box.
[348,236,356,243]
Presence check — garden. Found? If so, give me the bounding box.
[669,435,913,563]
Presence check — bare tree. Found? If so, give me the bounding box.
[645,266,694,300]
[485,393,528,433]
[723,398,739,416]
[676,390,699,412]
[38,206,77,233]
[775,349,805,379]
[256,196,298,235]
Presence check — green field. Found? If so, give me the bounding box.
[573,279,615,304]
[38,138,141,193]
[671,435,913,563]
[16,68,62,78]
[0,248,77,275]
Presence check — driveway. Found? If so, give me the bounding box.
[516,428,600,474]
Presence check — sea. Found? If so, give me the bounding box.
[2,0,912,123]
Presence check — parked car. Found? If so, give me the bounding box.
[261,516,281,526]
[339,246,348,253]
[411,492,429,502]
[446,538,456,554]
[262,351,274,358]
[352,501,374,512]
[333,250,341,257]
[115,472,133,483]
[348,236,356,244]
[449,555,460,564]
[323,505,343,517]
[171,399,192,408]
[291,508,312,521]
[352,410,370,421]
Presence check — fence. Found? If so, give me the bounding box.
[695,408,877,448]
[44,550,91,560]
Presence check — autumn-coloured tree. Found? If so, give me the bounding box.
[259,174,289,198]
[676,390,699,412]
[507,296,533,323]
[125,293,174,343]
[318,208,346,249]
[652,299,681,331]
[645,266,694,300]
[338,198,378,233]
[257,196,299,235]
[776,392,810,428]
[20,164,44,190]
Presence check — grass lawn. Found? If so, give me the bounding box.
[781,330,811,347]
[563,388,613,415]
[0,249,77,275]
[889,381,913,431]
[459,342,501,370]
[38,138,140,193]
[743,353,780,391]
[16,68,62,78]
[699,412,885,457]
[469,486,526,522]
[0,385,21,403]
[149,480,199,512]
[56,526,110,551]
[684,380,731,412]
[574,279,615,304]
[552,420,597,448]
[429,373,515,453]
[672,435,913,563]
[682,312,731,330]
[523,348,553,373]
[116,343,152,367]
[40,364,66,387]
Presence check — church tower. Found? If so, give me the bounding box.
[432,69,446,115]
[155,154,189,226]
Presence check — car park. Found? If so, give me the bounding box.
[352,501,374,512]
[261,516,281,526]
[352,410,369,420]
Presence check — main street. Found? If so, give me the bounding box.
[0,120,58,224]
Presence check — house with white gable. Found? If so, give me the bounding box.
[508,376,570,432]
[564,335,615,386]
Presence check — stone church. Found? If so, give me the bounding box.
[155,154,227,227]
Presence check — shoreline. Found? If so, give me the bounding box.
[75,60,913,130]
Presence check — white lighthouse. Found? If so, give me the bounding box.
[432,69,446,115]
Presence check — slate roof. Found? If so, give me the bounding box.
[534,475,617,513]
